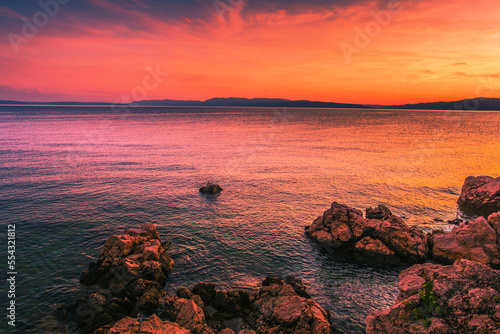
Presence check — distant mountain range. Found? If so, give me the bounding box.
[1,97,499,110]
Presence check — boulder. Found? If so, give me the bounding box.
[108,315,190,334]
[430,216,500,267]
[305,202,428,263]
[458,176,500,217]
[366,260,500,333]
[199,183,223,194]
[250,276,333,333]
[63,224,174,333]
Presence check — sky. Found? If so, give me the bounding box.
[0,0,499,104]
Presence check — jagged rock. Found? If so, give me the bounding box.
[108,315,190,334]
[366,205,393,220]
[63,224,174,333]
[250,276,333,333]
[199,183,223,194]
[162,297,214,333]
[80,223,173,288]
[366,260,500,333]
[458,176,500,217]
[430,216,500,267]
[305,202,428,263]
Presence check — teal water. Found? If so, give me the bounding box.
[1,106,499,333]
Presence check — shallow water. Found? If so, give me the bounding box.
[1,106,499,333]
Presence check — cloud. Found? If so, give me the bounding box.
[453,62,467,66]
[454,72,500,78]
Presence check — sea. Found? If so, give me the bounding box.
[1,106,499,333]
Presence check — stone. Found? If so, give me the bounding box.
[458,176,500,217]
[366,260,500,333]
[193,282,217,305]
[366,205,393,220]
[306,202,428,263]
[64,224,174,333]
[108,315,190,334]
[431,216,499,267]
[199,183,223,194]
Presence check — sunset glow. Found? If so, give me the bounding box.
[1,0,500,104]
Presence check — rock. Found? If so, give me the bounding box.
[366,259,500,333]
[213,290,252,318]
[458,176,500,217]
[430,216,500,267]
[64,224,174,333]
[250,276,334,333]
[366,205,393,220]
[193,282,217,305]
[305,202,428,263]
[161,297,209,332]
[176,287,194,299]
[108,315,190,334]
[80,223,173,288]
[199,183,223,194]
[219,329,236,334]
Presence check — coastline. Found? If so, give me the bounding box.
[53,176,500,333]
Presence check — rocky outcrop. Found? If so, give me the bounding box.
[305,202,429,263]
[458,176,500,217]
[62,223,174,333]
[107,315,190,334]
[60,223,334,333]
[160,276,334,334]
[306,201,500,269]
[430,215,500,267]
[366,259,500,333]
[199,183,223,194]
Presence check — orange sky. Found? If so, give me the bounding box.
[1,0,499,104]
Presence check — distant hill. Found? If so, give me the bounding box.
[1,97,499,110]
[135,97,368,108]
[378,98,500,111]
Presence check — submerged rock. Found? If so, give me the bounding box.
[199,182,223,194]
[458,175,500,217]
[366,260,500,333]
[305,202,429,263]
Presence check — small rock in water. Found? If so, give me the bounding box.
[434,218,444,222]
[199,182,223,194]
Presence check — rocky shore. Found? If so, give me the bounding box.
[305,203,500,268]
[366,260,500,333]
[60,224,335,334]
[60,175,500,333]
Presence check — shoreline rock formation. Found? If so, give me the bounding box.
[366,259,500,333]
[305,202,429,264]
[60,223,174,333]
[458,175,500,217]
[60,224,336,334]
[306,202,500,269]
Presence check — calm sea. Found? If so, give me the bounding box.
[1,106,499,333]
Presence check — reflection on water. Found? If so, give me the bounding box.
[1,106,499,333]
